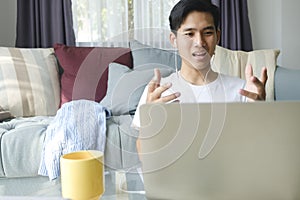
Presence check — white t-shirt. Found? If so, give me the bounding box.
[132,72,246,129]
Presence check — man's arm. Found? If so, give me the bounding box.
[135,68,181,156]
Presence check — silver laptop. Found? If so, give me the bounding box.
[139,102,300,200]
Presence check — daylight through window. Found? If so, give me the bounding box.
[71,0,179,48]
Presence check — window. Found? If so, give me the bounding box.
[71,0,179,48]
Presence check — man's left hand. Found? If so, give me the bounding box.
[239,64,268,101]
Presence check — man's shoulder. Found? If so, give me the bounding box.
[161,72,178,83]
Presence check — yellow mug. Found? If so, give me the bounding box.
[60,150,105,200]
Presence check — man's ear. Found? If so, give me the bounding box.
[216,29,221,45]
[170,32,177,48]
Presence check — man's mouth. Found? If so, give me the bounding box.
[192,51,207,58]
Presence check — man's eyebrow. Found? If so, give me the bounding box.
[203,26,216,31]
[182,27,196,32]
[182,26,216,32]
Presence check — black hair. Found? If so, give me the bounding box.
[169,0,220,34]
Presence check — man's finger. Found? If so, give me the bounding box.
[153,83,172,97]
[153,68,161,83]
[260,67,268,86]
[148,68,162,93]
[148,80,159,93]
[160,92,181,103]
[239,89,258,101]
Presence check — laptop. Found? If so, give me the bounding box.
[139,102,300,200]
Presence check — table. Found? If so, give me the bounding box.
[102,169,146,200]
[0,169,146,200]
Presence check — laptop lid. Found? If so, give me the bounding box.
[139,102,300,200]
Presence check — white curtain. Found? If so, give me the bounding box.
[133,0,179,49]
[71,0,179,48]
[72,0,128,47]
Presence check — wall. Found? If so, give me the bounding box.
[0,0,17,47]
[248,0,300,69]
[281,1,300,69]
[0,0,299,69]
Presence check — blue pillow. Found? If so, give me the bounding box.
[100,63,174,116]
[129,40,181,71]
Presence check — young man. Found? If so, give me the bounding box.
[132,0,267,129]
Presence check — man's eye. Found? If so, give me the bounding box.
[185,32,193,37]
[204,31,213,35]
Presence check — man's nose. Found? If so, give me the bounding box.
[194,33,205,47]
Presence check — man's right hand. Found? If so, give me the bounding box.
[146,68,181,103]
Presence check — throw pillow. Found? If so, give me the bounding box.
[0,47,60,117]
[129,40,181,71]
[100,63,174,116]
[54,43,133,106]
[212,45,280,101]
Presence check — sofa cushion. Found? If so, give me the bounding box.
[129,40,181,71]
[0,47,60,117]
[105,115,140,170]
[100,63,174,116]
[0,116,53,177]
[275,66,300,100]
[54,44,133,106]
[212,45,280,101]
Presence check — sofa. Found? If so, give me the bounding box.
[0,40,300,197]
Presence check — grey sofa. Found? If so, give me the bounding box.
[0,40,300,197]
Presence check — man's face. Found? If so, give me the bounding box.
[173,11,220,71]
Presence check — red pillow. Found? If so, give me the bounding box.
[54,44,133,106]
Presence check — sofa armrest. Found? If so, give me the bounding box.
[274,66,300,100]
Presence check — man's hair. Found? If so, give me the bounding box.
[169,0,220,34]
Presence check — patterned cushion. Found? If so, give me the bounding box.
[0,47,60,117]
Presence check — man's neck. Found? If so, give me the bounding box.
[180,64,218,85]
